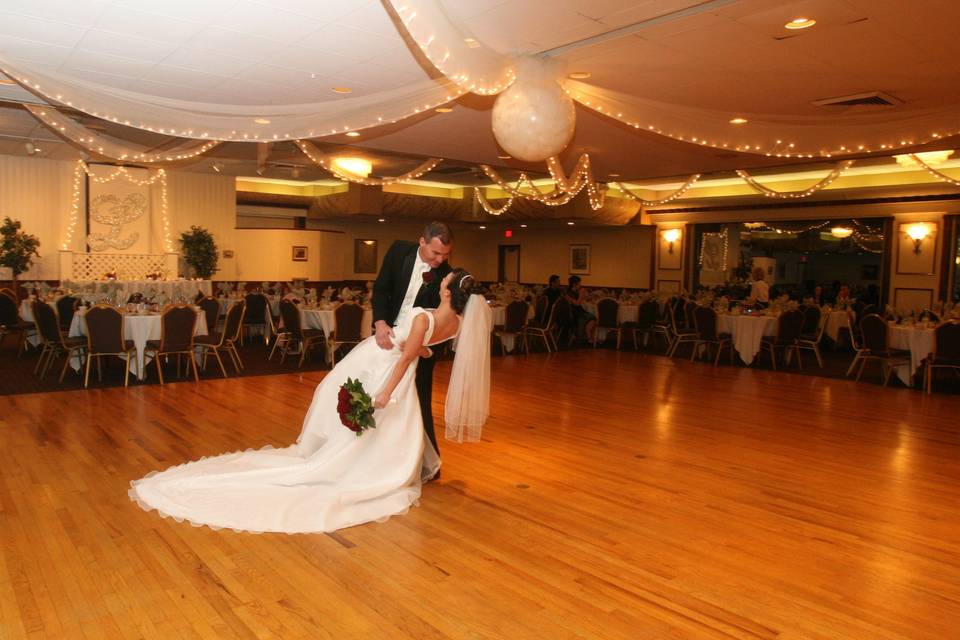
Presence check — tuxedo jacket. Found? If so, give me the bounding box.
[372,240,452,326]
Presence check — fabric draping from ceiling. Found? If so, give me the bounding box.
[23,104,221,164]
[1,60,461,142]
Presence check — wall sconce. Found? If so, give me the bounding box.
[662,228,682,254]
[904,223,931,254]
[830,226,853,239]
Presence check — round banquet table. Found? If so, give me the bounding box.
[490,303,536,352]
[69,307,208,379]
[716,313,779,365]
[887,323,936,386]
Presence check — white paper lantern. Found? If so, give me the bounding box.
[492,72,576,162]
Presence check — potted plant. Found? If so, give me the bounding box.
[179,225,218,279]
[0,217,41,299]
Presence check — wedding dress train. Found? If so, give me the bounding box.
[129,308,443,534]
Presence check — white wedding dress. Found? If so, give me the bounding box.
[129,308,444,534]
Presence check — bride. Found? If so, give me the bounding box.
[130,268,491,534]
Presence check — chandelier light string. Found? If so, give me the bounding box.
[478,154,606,212]
[473,187,514,215]
[62,160,172,253]
[906,153,960,187]
[613,174,702,206]
[735,160,855,198]
[295,140,442,185]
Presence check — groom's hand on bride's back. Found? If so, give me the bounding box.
[374,320,394,350]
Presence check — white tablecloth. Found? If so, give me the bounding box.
[717,314,779,365]
[65,280,212,304]
[823,310,854,342]
[300,307,373,339]
[490,304,537,352]
[888,324,936,385]
[70,307,208,379]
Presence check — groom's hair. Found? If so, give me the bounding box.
[422,221,453,245]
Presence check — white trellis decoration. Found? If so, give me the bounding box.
[70,252,170,281]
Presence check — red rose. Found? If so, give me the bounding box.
[422,271,435,285]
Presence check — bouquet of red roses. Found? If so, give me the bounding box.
[337,377,377,436]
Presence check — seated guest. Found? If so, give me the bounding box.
[542,274,563,314]
[750,267,770,305]
[565,275,596,344]
[835,284,854,307]
[811,285,826,306]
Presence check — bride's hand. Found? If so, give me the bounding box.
[373,391,390,409]
[418,346,432,358]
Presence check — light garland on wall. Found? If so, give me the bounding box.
[613,173,702,206]
[735,160,854,198]
[296,140,442,185]
[698,230,729,272]
[61,160,173,253]
[24,104,221,163]
[905,152,960,187]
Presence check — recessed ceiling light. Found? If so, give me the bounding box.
[345,131,360,137]
[253,118,271,124]
[331,86,352,94]
[729,117,748,124]
[479,225,486,229]
[785,17,816,29]
[463,37,481,48]
[609,173,620,178]
[568,71,591,79]
[520,224,528,228]
[567,221,575,226]
[378,218,385,222]
[497,154,511,160]
[435,107,453,113]
[333,157,372,177]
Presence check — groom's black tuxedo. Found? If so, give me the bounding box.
[372,240,452,455]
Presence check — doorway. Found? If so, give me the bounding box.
[498,245,520,282]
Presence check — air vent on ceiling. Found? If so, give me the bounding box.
[813,91,902,107]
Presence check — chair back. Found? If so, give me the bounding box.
[534,295,550,324]
[859,314,889,352]
[776,310,805,342]
[0,287,16,303]
[194,290,206,304]
[32,300,62,345]
[0,292,19,327]
[503,300,529,333]
[159,304,197,352]
[199,296,220,333]
[801,305,822,335]
[56,296,79,328]
[553,296,573,328]
[279,299,303,337]
[334,302,365,342]
[683,300,697,330]
[85,304,125,353]
[222,300,246,343]
[934,320,960,360]
[638,300,660,327]
[243,293,268,324]
[596,298,619,329]
[692,305,720,341]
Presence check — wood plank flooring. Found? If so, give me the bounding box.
[1,350,958,639]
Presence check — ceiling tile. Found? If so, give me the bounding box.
[157,47,257,77]
[210,0,326,42]
[75,30,180,63]
[92,6,206,45]
[0,12,89,49]
[61,49,155,79]
[1,0,109,27]
[0,35,76,67]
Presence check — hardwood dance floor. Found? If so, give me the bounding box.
[1,350,958,639]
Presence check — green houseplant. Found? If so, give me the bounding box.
[179,225,218,279]
[0,217,41,298]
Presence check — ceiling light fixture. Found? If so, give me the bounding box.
[435,107,453,113]
[567,221,575,226]
[331,86,352,94]
[568,71,591,79]
[894,150,954,167]
[478,225,486,229]
[211,161,223,173]
[253,118,271,125]
[785,17,816,29]
[520,224,528,228]
[378,218,385,222]
[345,131,360,137]
[609,173,620,178]
[830,226,854,239]
[729,117,748,125]
[497,154,511,160]
[333,157,372,177]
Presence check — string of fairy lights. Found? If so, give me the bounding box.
[295,140,442,186]
[735,160,855,199]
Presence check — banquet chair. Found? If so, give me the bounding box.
[795,305,825,368]
[0,289,36,357]
[83,304,137,387]
[551,296,575,348]
[532,295,551,325]
[144,304,199,384]
[494,300,530,355]
[758,310,804,370]
[593,298,621,348]
[278,299,326,367]
[56,295,80,332]
[691,305,734,366]
[328,301,365,365]
[667,301,698,358]
[925,321,960,393]
[844,313,866,376]
[851,314,910,385]
[242,292,270,345]
[195,300,246,377]
[198,296,221,334]
[31,300,87,382]
[632,300,671,351]
[524,298,558,353]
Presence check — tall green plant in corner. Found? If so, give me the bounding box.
[0,217,41,298]
[179,225,219,279]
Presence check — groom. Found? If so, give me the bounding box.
[372,221,453,463]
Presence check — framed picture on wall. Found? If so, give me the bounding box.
[569,244,591,275]
[292,246,308,261]
[354,239,378,273]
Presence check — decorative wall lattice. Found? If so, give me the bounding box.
[71,252,169,280]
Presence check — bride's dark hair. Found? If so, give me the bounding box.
[448,267,478,314]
